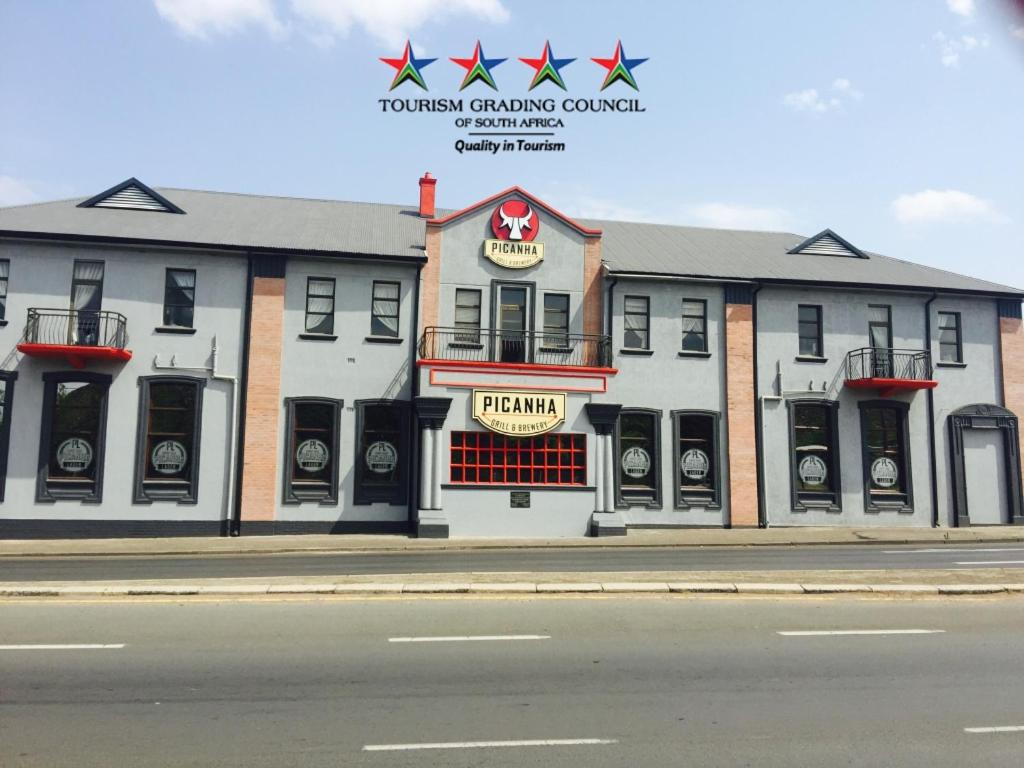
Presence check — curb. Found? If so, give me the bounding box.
[2,582,1024,597]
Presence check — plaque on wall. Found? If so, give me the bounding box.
[510,491,531,508]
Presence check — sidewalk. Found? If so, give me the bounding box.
[2,525,1024,558]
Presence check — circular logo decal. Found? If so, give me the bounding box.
[621,447,651,479]
[151,440,187,475]
[798,455,828,486]
[366,441,398,474]
[490,199,539,242]
[56,438,93,474]
[680,449,710,481]
[870,457,899,488]
[295,439,329,473]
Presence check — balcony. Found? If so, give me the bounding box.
[17,308,132,368]
[844,347,936,397]
[419,327,614,371]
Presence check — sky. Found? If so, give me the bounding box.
[2,0,1023,289]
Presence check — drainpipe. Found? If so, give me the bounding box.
[751,283,766,527]
[925,292,940,527]
[605,275,618,339]
[230,255,255,536]
[408,262,424,530]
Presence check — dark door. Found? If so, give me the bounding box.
[70,261,104,346]
[868,304,892,377]
[497,285,528,363]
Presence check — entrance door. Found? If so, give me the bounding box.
[497,285,529,363]
[868,304,892,377]
[70,261,105,346]
[963,428,1010,524]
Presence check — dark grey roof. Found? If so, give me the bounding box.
[1,183,1019,296]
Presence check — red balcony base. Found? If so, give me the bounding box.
[17,343,133,369]
[845,377,937,397]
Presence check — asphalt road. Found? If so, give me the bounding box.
[2,596,1023,767]
[3,542,1024,582]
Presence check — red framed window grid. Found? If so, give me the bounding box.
[450,431,586,486]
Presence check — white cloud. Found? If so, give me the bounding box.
[831,78,864,100]
[782,88,836,113]
[947,0,975,17]
[891,189,1002,224]
[933,30,989,67]
[687,203,794,231]
[153,0,285,40]
[0,175,40,207]
[1012,25,1024,40]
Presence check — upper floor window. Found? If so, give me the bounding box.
[543,293,570,348]
[937,311,962,363]
[70,261,104,346]
[371,281,400,338]
[163,269,196,328]
[798,305,823,357]
[868,304,892,348]
[623,296,650,350]
[37,373,111,502]
[305,278,335,335]
[134,377,205,503]
[454,288,482,343]
[0,260,9,321]
[681,299,707,353]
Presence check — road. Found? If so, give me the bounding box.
[2,595,1023,767]
[3,542,1024,582]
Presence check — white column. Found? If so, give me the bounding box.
[594,433,605,512]
[419,425,433,512]
[431,427,443,511]
[603,433,615,512]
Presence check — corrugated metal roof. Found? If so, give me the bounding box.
[0,185,1019,295]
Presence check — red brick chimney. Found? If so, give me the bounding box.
[418,172,436,218]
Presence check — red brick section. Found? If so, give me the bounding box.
[725,303,759,527]
[421,224,442,333]
[1001,316,1024,461]
[582,236,603,337]
[240,276,285,521]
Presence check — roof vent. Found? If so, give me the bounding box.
[77,178,185,214]
[788,228,866,259]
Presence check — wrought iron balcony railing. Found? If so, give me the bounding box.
[23,308,129,349]
[419,326,613,369]
[844,347,935,391]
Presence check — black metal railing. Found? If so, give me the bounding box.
[845,347,932,381]
[419,326,613,368]
[23,308,129,349]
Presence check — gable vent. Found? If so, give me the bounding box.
[788,228,867,259]
[77,178,185,214]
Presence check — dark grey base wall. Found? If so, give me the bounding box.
[240,521,410,536]
[0,519,411,539]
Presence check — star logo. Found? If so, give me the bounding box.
[519,41,575,91]
[591,40,647,91]
[450,41,506,91]
[380,40,436,91]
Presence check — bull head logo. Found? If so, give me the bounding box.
[498,203,534,241]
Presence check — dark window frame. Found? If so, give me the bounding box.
[615,407,663,508]
[798,304,824,358]
[623,295,650,350]
[354,399,410,505]
[454,287,483,345]
[162,268,196,329]
[858,399,914,513]
[304,277,336,336]
[868,304,893,348]
[671,409,721,509]
[36,371,111,503]
[370,280,401,338]
[0,371,17,501]
[542,292,570,349]
[681,298,708,353]
[133,376,206,504]
[0,258,9,321]
[283,397,342,505]
[937,311,963,364]
[787,399,842,512]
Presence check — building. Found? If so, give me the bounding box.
[0,174,1021,538]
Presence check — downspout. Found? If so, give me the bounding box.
[751,283,766,528]
[605,275,618,339]
[407,262,424,531]
[925,291,940,527]
[230,255,255,536]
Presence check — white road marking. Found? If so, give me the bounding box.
[388,634,550,643]
[0,643,125,650]
[882,548,1024,554]
[363,738,617,751]
[954,560,1024,566]
[964,725,1024,734]
[777,630,944,637]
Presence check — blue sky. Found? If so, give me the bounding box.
[2,0,1023,288]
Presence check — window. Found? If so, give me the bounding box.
[623,296,650,349]
[672,411,720,508]
[616,409,661,505]
[284,398,341,504]
[0,259,9,321]
[134,377,205,503]
[938,311,962,363]
[37,372,111,502]
[798,305,823,357]
[355,400,410,504]
[371,280,400,338]
[868,305,894,377]
[681,299,707,353]
[543,293,570,348]
[450,432,586,486]
[163,269,196,328]
[788,400,841,510]
[454,288,482,343]
[859,401,912,510]
[0,372,16,501]
[70,261,104,346]
[305,278,335,335]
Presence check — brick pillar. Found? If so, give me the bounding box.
[421,224,442,333]
[582,236,603,337]
[240,257,286,522]
[724,289,759,527]
[1000,300,1024,462]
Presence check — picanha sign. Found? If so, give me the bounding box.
[483,200,544,268]
[472,390,566,436]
